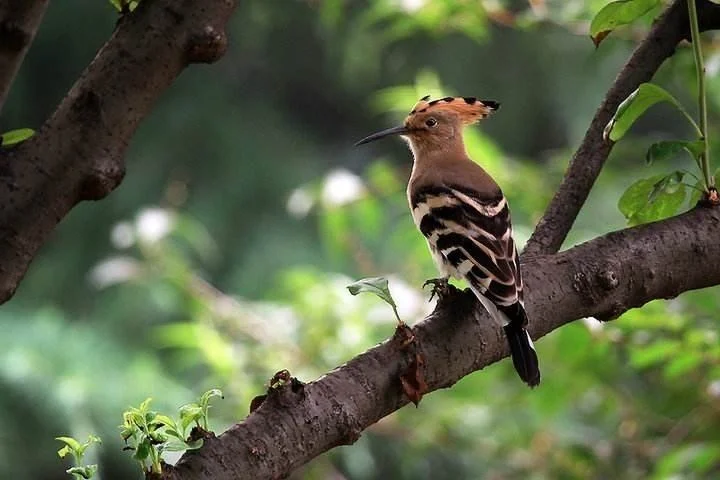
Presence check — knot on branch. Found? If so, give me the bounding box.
[573,263,620,305]
[597,270,619,290]
[249,370,306,413]
[79,162,126,201]
[186,26,227,64]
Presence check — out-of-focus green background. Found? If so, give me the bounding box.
[1,1,719,478]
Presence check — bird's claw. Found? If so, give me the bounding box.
[423,277,451,302]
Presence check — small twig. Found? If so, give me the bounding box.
[688,0,713,190]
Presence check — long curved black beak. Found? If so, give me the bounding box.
[354,125,409,146]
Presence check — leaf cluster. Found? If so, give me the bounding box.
[56,434,102,480]
[119,390,222,475]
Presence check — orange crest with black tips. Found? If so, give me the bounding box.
[407,96,500,125]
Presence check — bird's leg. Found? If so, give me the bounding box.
[423,276,452,302]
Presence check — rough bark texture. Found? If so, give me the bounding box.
[0,0,235,303]
[157,1,720,478]
[0,0,50,111]
[524,0,720,256]
[163,206,720,480]
[1,0,719,479]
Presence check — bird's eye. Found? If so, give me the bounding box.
[425,118,438,128]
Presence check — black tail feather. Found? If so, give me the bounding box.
[503,324,541,387]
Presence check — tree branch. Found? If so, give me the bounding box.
[524,0,720,256]
[0,0,236,303]
[0,0,49,113]
[163,205,720,480]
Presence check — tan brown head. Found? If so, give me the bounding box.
[355,96,499,154]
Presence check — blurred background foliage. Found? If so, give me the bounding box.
[1,0,719,478]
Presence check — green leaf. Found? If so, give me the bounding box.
[133,438,151,461]
[144,411,158,426]
[66,465,98,479]
[185,438,204,450]
[590,0,660,47]
[178,404,203,431]
[646,140,705,165]
[198,388,223,409]
[56,436,82,456]
[149,431,168,444]
[57,445,73,460]
[347,276,401,322]
[164,440,191,452]
[74,435,101,457]
[108,0,139,13]
[647,171,683,204]
[151,414,179,432]
[618,173,687,225]
[0,128,34,147]
[138,397,153,414]
[604,83,693,142]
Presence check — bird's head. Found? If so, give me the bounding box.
[355,96,499,155]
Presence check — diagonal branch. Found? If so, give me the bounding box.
[0,0,236,303]
[163,206,720,480]
[0,0,50,113]
[524,0,720,256]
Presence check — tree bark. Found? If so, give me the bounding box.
[158,1,720,478]
[524,0,720,256]
[0,0,50,112]
[1,0,719,478]
[163,205,720,480]
[0,0,236,303]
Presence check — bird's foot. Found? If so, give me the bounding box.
[423,277,452,302]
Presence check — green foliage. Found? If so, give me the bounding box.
[606,1,717,223]
[361,0,489,42]
[645,140,704,166]
[56,435,101,479]
[604,83,697,142]
[347,277,401,323]
[589,0,661,46]
[120,390,222,474]
[618,172,687,225]
[4,1,720,478]
[0,128,34,147]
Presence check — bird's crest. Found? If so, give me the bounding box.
[408,95,500,125]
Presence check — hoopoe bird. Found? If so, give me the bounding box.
[356,95,540,387]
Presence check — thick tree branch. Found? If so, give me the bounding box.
[163,206,720,480]
[0,0,235,303]
[524,0,720,256]
[0,0,49,113]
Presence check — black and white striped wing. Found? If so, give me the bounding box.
[411,185,524,312]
